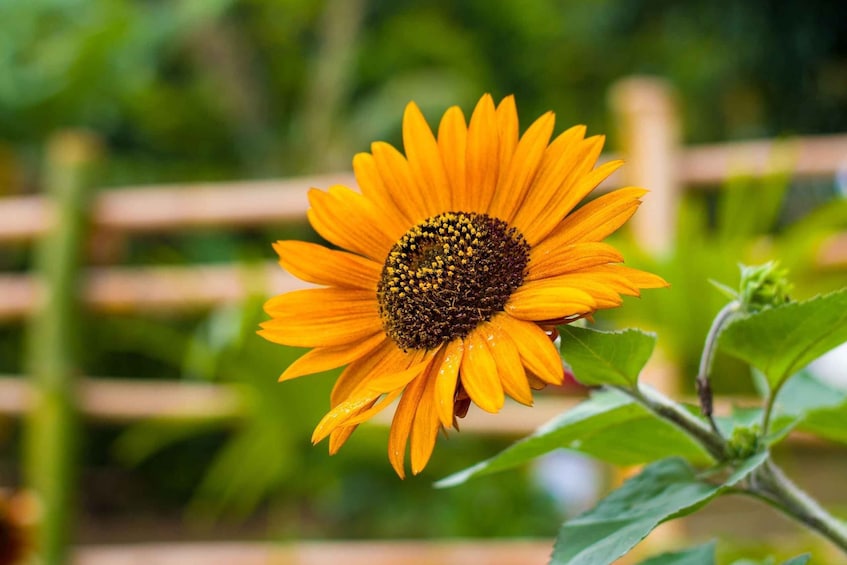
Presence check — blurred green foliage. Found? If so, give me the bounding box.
[1,0,846,188]
[604,168,847,390]
[0,0,846,545]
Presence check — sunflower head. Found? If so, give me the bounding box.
[260,94,668,477]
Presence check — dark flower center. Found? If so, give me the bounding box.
[377,211,530,351]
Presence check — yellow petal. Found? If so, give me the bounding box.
[371,141,430,225]
[388,366,432,479]
[314,351,431,444]
[506,282,596,321]
[522,264,667,312]
[359,349,434,396]
[435,339,463,428]
[312,392,381,444]
[480,321,532,406]
[410,362,442,475]
[493,315,564,385]
[460,330,504,413]
[437,106,468,210]
[496,95,519,152]
[307,186,395,261]
[494,95,519,188]
[260,289,381,348]
[527,241,624,281]
[328,424,359,455]
[342,388,404,428]
[278,332,386,382]
[601,264,669,289]
[488,111,555,221]
[273,240,381,290]
[353,151,415,229]
[403,102,451,213]
[545,187,648,245]
[464,94,499,212]
[331,340,406,405]
[510,125,586,236]
[518,137,612,245]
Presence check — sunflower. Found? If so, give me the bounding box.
[260,94,667,477]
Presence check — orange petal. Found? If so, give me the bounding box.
[464,94,499,213]
[371,141,430,225]
[493,315,564,385]
[489,111,555,222]
[437,106,468,210]
[312,392,381,444]
[331,340,407,405]
[480,321,532,406]
[506,282,596,321]
[328,423,360,455]
[278,332,386,382]
[388,362,434,478]
[273,240,382,290]
[510,125,586,236]
[410,360,443,475]
[353,151,415,229]
[314,351,431,444]
[493,95,519,196]
[435,339,463,428]
[527,241,624,281]
[460,330,504,413]
[519,137,611,245]
[601,264,669,289]
[260,289,381,348]
[307,186,396,261]
[545,187,649,245]
[403,102,451,213]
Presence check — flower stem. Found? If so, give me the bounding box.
[697,301,740,435]
[760,380,784,437]
[749,459,847,554]
[617,385,729,461]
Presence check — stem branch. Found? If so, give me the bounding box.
[748,460,847,553]
[696,301,740,435]
[617,385,728,461]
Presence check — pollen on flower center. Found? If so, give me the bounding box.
[377,211,530,351]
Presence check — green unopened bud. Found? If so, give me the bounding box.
[728,424,760,460]
[738,262,792,313]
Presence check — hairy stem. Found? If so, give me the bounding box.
[617,385,729,461]
[748,459,847,554]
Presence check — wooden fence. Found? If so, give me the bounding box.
[1,77,847,564]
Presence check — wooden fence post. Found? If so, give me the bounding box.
[608,77,685,552]
[24,131,101,565]
[609,76,680,256]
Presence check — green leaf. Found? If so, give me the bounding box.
[799,401,847,444]
[435,390,711,488]
[559,326,656,388]
[550,453,768,565]
[775,371,847,416]
[638,540,716,564]
[718,289,847,390]
[769,372,847,446]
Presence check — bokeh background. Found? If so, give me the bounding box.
[1,0,846,562]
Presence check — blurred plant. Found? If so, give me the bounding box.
[605,164,847,390]
[105,288,560,537]
[3,1,847,187]
[112,291,339,522]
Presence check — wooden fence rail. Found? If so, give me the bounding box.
[1,136,846,243]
